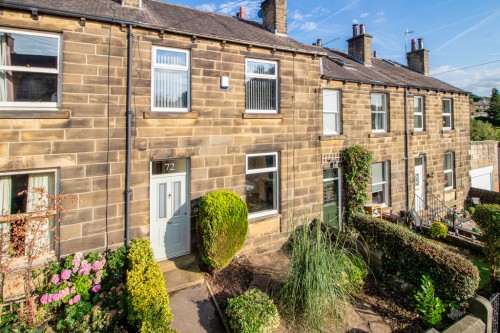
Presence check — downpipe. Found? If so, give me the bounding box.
[124,25,133,247]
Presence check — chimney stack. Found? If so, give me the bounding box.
[121,0,142,8]
[261,0,287,35]
[236,7,245,18]
[406,37,429,76]
[316,39,322,47]
[347,23,372,66]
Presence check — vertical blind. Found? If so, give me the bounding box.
[153,48,189,110]
[245,60,277,112]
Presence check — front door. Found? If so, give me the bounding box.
[323,167,341,229]
[414,157,425,212]
[150,160,190,260]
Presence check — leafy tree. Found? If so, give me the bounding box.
[487,88,500,119]
[469,93,482,104]
[470,118,500,141]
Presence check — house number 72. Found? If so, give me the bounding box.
[165,162,175,172]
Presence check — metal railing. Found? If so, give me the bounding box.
[491,292,499,333]
[411,190,459,229]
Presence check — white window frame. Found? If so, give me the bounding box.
[372,161,389,206]
[245,152,279,218]
[414,96,424,131]
[0,28,62,110]
[323,89,341,135]
[245,58,278,114]
[151,46,190,112]
[442,99,453,130]
[371,93,387,133]
[444,152,454,190]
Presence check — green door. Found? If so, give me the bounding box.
[323,168,341,229]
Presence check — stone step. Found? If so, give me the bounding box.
[162,256,205,293]
[159,254,197,272]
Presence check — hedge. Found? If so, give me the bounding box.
[197,190,248,271]
[473,204,500,280]
[351,213,479,302]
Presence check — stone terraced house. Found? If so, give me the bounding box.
[0,0,495,264]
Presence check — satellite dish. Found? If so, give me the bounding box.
[258,10,263,18]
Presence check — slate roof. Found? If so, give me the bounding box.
[0,0,324,55]
[322,49,466,93]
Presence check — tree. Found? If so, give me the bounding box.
[470,118,500,141]
[469,93,482,103]
[487,88,500,119]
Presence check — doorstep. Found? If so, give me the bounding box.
[160,254,204,293]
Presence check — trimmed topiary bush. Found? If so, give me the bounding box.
[226,288,280,333]
[197,190,248,271]
[473,204,500,282]
[126,238,175,333]
[351,213,479,302]
[428,222,448,239]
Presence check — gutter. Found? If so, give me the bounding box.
[0,1,325,57]
[124,25,133,247]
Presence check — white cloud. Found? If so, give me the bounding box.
[432,66,500,96]
[311,7,330,15]
[196,3,217,11]
[301,22,318,32]
[352,18,360,24]
[374,17,386,24]
[360,12,369,18]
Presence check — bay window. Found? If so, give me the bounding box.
[245,59,278,113]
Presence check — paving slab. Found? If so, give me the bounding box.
[169,283,226,333]
[163,260,204,293]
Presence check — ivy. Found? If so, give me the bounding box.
[340,145,373,223]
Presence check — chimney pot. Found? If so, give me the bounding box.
[359,24,366,35]
[316,39,322,47]
[418,38,424,50]
[411,38,416,52]
[239,7,244,19]
[352,24,359,37]
[373,50,377,58]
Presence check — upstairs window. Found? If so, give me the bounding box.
[414,96,424,131]
[323,90,341,135]
[152,47,190,112]
[0,29,61,109]
[371,93,387,132]
[442,99,453,130]
[444,152,454,190]
[245,59,278,113]
[372,161,389,205]
[245,152,279,218]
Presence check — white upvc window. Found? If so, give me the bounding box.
[444,152,454,190]
[0,28,61,110]
[372,161,389,206]
[0,170,57,257]
[371,93,387,132]
[414,96,424,131]
[245,59,278,113]
[245,152,279,218]
[442,99,453,130]
[151,46,190,112]
[323,90,341,135]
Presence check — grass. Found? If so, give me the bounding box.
[473,259,490,290]
[278,222,367,332]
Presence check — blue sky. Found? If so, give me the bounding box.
[164,0,500,97]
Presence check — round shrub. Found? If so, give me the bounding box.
[429,222,448,240]
[226,289,280,333]
[468,206,476,215]
[197,190,248,271]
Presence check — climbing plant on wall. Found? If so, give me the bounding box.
[340,145,373,223]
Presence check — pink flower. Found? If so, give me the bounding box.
[68,298,74,305]
[40,293,49,305]
[78,260,91,276]
[88,279,93,285]
[60,269,72,280]
[91,261,103,271]
[91,285,101,293]
[51,293,61,302]
[50,274,60,285]
[72,295,81,304]
[72,253,83,273]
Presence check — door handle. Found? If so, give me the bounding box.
[168,193,172,198]
[167,219,172,224]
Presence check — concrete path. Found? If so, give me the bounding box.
[169,283,226,333]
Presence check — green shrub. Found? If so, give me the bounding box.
[197,190,248,270]
[472,227,481,234]
[428,222,448,239]
[126,238,175,333]
[351,213,479,302]
[414,275,445,327]
[468,206,476,215]
[473,204,500,281]
[225,289,280,333]
[279,223,366,331]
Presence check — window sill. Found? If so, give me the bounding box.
[144,111,198,119]
[369,132,390,138]
[242,113,283,119]
[411,130,428,136]
[442,129,456,134]
[248,212,281,223]
[320,135,346,141]
[0,110,70,119]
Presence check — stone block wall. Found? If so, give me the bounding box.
[470,140,498,188]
